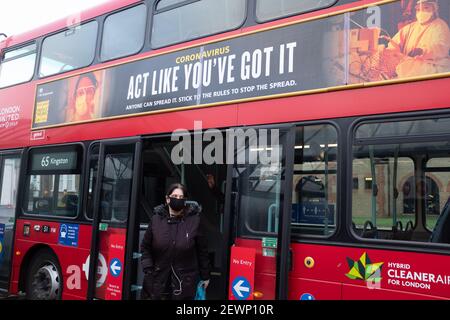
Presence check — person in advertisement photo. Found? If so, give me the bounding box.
[65,71,103,123]
[347,0,450,83]
[140,183,211,300]
[386,0,450,78]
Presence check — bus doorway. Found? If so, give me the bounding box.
[133,136,228,300]
[227,124,339,300]
[0,152,21,294]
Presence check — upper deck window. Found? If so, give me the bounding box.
[151,0,246,48]
[101,4,147,61]
[39,21,98,78]
[156,0,185,10]
[0,43,36,88]
[256,0,337,22]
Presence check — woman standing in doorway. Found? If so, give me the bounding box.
[140,183,210,300]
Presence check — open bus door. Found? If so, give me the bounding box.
[226,126,294,300]
[0,151,21,294]
[87,138,142,300]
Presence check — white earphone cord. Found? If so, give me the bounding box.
[171,265,183,296]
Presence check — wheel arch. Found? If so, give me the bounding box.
[18,244,60,293]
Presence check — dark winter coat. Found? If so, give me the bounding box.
[140,203,210,300]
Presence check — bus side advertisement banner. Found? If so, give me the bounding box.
[32,0,450,129]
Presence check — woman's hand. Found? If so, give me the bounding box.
[199,279,210,289]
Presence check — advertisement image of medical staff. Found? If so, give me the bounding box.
[347,0,450,82]
[387,0,450,77]
[65,71,103,123]
[140,183,211,300]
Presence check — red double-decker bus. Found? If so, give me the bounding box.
[0,0,450,300]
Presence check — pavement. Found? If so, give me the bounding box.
[0,292,25,300]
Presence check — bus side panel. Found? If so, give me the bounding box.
[234,239,343,300]
[341,283,442,300]
[234,238,276,299]
[93,227,127,300]
[291,243,450,300]
[288,278,342,300]
[236,77,450,127]
[11,219,92,299]
[0,83,34,150]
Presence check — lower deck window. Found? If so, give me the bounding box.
[291,124,338,237]
[26,174,80,217]
[23,146,82,218]
[353,118,450,245]
[233,124,338,238]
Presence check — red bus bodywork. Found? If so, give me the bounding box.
[1,0,450,300]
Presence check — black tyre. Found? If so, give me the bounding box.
[25,249,63,300]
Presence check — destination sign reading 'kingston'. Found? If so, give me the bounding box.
[31,151,78,172]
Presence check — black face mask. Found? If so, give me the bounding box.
[168,197,186,212]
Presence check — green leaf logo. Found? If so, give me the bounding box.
[346,253,384,283]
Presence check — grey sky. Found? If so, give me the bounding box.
[0,0,110,37]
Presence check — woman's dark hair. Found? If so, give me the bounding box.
[166,183,188,198]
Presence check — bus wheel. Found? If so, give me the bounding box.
[25,249,62,300]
